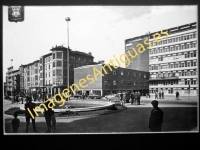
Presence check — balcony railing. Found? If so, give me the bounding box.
[149,76,179,81]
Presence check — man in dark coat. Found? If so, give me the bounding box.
[149,100,164,132]
[138,91,141,105]
[24,96,37,133]
[44,98,52,133]
[135,92,138,105]
[130,92,134,105]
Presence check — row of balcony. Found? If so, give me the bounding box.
[149,76,179,81]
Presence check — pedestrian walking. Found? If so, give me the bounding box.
[130,92,134,105]
[11,113,20,133]
[50,110,56,133]
[44,99,52,133]
[155,92,158,99]
[24,97,37,133]
[159,91,161,99]
[161,91,164,99]
[82,93,85,101]
[176,91,180,100]
[16,95,19,104]
[149,100,164,132]
[135,92,138,105]
[138,91,141,105]
[119,92,124,106]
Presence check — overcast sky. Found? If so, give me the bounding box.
[3,5,197,82]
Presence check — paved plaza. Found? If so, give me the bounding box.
[3,95,198,134]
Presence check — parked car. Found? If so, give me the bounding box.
[88,95,102,99]
[73,95,83,99]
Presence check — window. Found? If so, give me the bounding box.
[49,72,50,77]
[56,69,62,76]
[78,57,81,61]
[193,33,196,38]
[194,51,196,57]
[71,56,73,60]
[46,73,47,78]
[121,71,124,76]
[53,62,55,67]
[56,52,62,59]
[104,80,109,86]
[57,61,62,67]
[139,73,141,78]
[45,65,47,70]
[168,88,173,94]
[84,58,87,62]
[113,70,117,75]
[49,65,50,69]
[53,53,55,59]
[53,70,55,76]
[121,80,125,86]
[113,80,117,85]
[35,75,38,81]
[187,62,190,67]
[35,69,38,74]
[134,73,137,77]
[74,56,76,60]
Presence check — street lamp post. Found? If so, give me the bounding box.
[10,59,13,96]
[65,17,70,101]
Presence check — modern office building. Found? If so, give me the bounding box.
[125,22,197,96]
[5,66,20,96]
[18,45,96,97]
[148,22,197,96]
[74,64,149,96]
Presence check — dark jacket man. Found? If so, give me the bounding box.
[24,97,37,133]
[149,100,164,132]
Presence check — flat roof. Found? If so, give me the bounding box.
[75,63,149,73]
[126,22,197,41]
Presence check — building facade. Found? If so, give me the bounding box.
[125,34,149,72]
[5,66,20,96]
[18,45,96,97]
[74,64,149,96]
[148,22,198,96]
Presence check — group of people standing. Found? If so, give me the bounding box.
[11,95,56,133]
[119,91,141,106]
[155,91,165,99]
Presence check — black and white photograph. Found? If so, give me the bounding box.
[3,5,198,134]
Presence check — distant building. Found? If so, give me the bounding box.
[148,22,197,96]
[74,64,149,96]
[5,67,20,96]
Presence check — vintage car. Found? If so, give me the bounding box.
[73,95,83,99]
[88,95,103,99]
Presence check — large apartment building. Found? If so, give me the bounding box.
[148,22,197,96]
[18,45,96,97]
[5,66,20,96]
